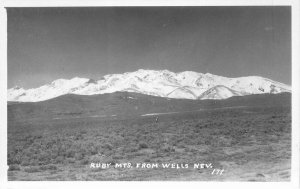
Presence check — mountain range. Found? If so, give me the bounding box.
[8,69,291,102]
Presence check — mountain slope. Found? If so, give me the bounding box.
[8,69,291,102]
[198,85,246,100]
[8,92,291,121]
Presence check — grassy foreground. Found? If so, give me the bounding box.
[8,106,291,181]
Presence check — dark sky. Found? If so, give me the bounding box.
[7,7,291,89]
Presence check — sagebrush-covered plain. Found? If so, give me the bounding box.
[7,92,291,181]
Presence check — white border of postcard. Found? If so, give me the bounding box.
[0,1,299,189]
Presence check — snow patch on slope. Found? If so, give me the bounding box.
[198,85,245,100]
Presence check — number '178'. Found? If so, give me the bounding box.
[211,169,224,175]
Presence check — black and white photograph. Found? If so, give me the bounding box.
[1,1,300,187]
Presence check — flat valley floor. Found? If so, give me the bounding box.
[7,106,291,181]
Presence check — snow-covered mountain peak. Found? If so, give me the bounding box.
[8,69,291,102]
[204,72,214,76]
[12,86,23,90]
